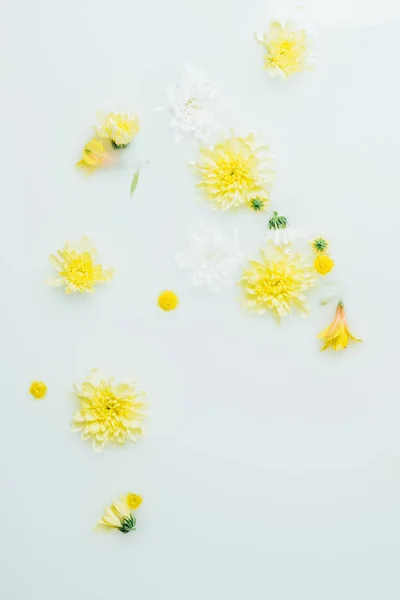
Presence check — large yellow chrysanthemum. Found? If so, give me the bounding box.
[48,237,115,294]
[72,370,147,452]
[192,131,274,211]
[255,21,314,79]
[240,242,316,321]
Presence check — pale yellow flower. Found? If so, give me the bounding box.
[72,370,147,452]
[95,112,139,148]
[192,131,274,211]
[255,20,314,79]
[29,380,47,400]
[158,290,179,311]
[97,495,140,534]
[126,493,143,510]
[314,254,334,276]
[240,241,316,321]
[76,139,107,171]
[48,237,115,294]
[318,301,362,351]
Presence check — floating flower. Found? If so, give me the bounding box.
[265,211,298,246]
[72,369,147,452]
[95,112,140,149]
[192,130,274,211]
[76,139,107,171]
[318,301,362,351]
[126,493,143,510]
[97,494,142,534]
[255,20,315,79]
[176,224,243,293]
[314,254,334,276]
[163,66,227,143]
[240,241,316,321]
[158,290,179,311]
[311,236,328,253]
[47,237,115,294]
[29,380,47,400]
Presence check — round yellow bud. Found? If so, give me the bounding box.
[29,380,47,400]
[314,254,335,276]
[158,290,179,311]
[126,493,143,510]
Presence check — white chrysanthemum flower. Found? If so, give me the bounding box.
[163,66,227,142]
[176,224,243,293]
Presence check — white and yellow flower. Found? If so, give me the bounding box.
[72,370,147,453]
[48,237,115,294]
[255,20,315,79]
[192,130,274,211]
[95,112,139,148]
[97,494,143,534]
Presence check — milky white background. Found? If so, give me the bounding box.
[2,0,400,598]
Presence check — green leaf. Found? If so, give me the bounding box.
[130,169,140,197]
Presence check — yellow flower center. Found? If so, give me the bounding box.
[29,380,47,399]
[259,267,295,301]
[62,253,94,289]
[158,290,179,311]
[126,493,143,510]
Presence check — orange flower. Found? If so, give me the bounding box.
[318,301,362,351]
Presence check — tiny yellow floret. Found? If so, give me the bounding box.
[158,290,179,311]
[29,381,47,400]
[314,254,334,276]
[126,493,143,510]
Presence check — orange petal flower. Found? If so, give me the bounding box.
[318,301,362,352]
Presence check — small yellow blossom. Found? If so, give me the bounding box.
[192,130,274,211]
[29,381,47,400]
[48,237,115,294]
[95,112,139,148]
[314,254,334,276]
[97,495,141,534]
[76,139,107,171]
[318,301,362,351]
[255,20,314,79]
[72,369,147,452]
[126,493,143,510]
[311,237,328,253]
[240,241,316,321]
[158,290,179,311]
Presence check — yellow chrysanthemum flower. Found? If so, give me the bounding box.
[95,112,140,149]
[192,131,274,211]
[158,290,179,311]
[72,370,147,453]
[47,237,115,294]
[97,495,142,534]
[76,139,107,171]
[255,21,314,79]
[126,493,143,510]
[318,301,362,351]
[240,242,316,321]
[314,254,334,276]
[29,380,47,400]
